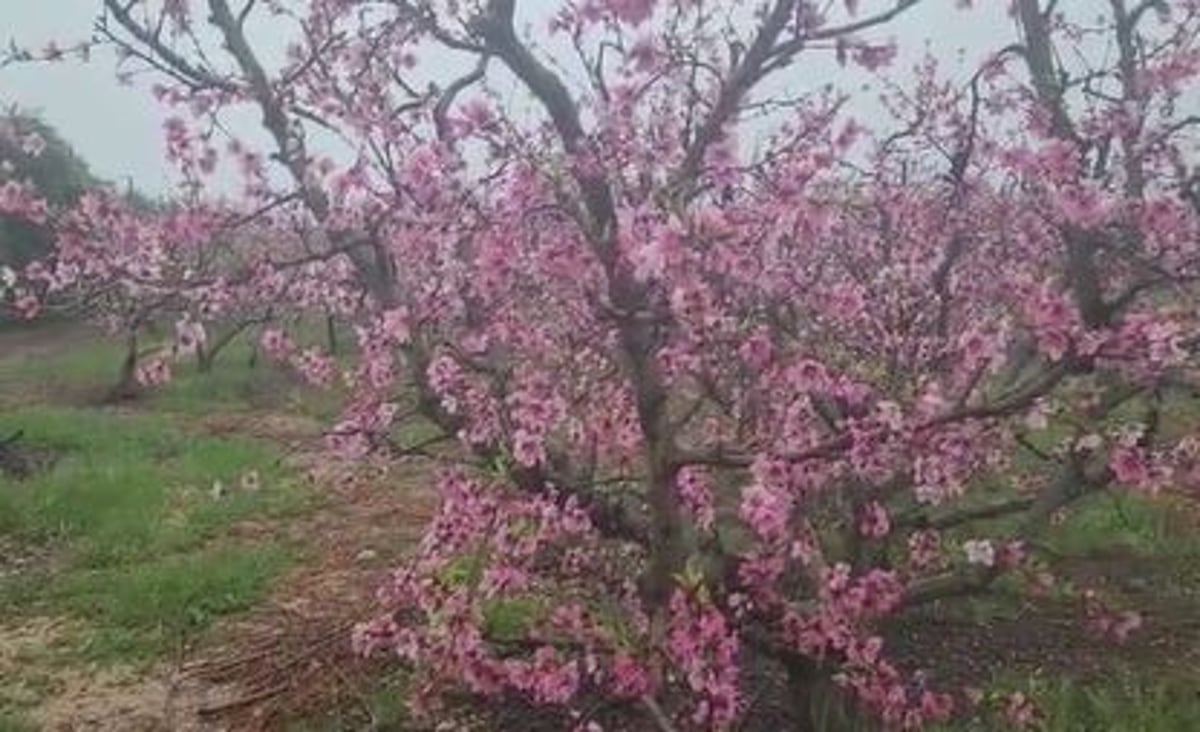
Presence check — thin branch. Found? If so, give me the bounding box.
[237,0,259,28]
[101,0,237,92]
[641,696,679,732]
[433,54,489,142]
[474,0,617,245]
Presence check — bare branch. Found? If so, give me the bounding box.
[433,54,489,142]
[101,0,237,92]
[237,0,259,28]
[473,0,617,248]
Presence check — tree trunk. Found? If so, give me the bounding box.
[325,313,339,355]
[784,658,859,732]
[107,331,141,402]
[0,429,29,479]
[196,343,213,373]
[620,315,688,611]
[201,320,260,374]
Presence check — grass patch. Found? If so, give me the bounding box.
[284,670,412,732]
[1048,492,1198,558]
[149,337,343,419]
[0,712,37,732]
[0,324,342,418]
[0,332,125,402]
[60,545,290,661]
[0,405,310,663]
[0,407,306,560]
[942,671,1200,732]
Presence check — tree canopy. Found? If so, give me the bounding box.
[0,109,99,268]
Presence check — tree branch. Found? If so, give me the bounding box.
[474,0,616,245]
[101,0,237,92]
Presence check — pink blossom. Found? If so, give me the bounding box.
[1108,444,1162,493]
[676,466,716,532]
[136,357,172,387]
[603,0,656,25]
[1004,691,1039,728]
[858,501,891,539]
[739,480,792,544]
[907,530,943,571]
[609,652,653,698]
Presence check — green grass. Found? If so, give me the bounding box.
[939,671,1200,732]
[0,326,341,418]
[60,545,290,661]
[0,712,37,732]
[1048,491,1187,557]
[0,405,312,663]
[0,333,125,399]
[1031,676,1200,732]
[148,337,344,419]
[284,670,412,732]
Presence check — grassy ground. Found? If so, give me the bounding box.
[1,325,1198,731]
[0,326,324,727]
[0,320,343,419]
[939,672,1200,732]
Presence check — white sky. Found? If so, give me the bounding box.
[0,0,1018,195]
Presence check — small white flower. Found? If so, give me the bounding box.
[239,470,261,492]
[1024,399,1052,430]
[21,133,46,158]
[963,539,996,567]
[915,483,943,505]
[1076,433,1103,452]
[0,266,15,289]
[1115,425,1145,448]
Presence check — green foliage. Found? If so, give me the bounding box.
[0,111,96,204]
[482,595,544,642]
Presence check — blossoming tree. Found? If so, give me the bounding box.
[15,0,1200,727]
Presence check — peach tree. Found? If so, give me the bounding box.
[14,0,1200,727]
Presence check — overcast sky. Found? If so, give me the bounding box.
[0,1,1017,196]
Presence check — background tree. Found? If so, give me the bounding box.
[0,109,98,269]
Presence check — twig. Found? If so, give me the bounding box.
[197,683,289,716]
[641,696,679,732]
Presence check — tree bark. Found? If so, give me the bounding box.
[106,330,141,402]
[325,313,339,355]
